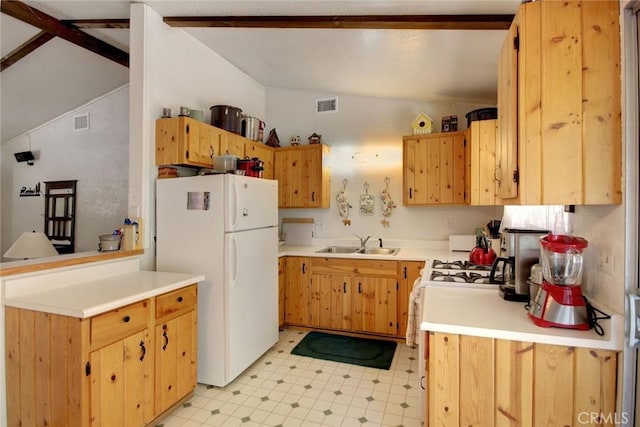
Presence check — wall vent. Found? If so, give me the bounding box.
[73,113,90,131]
[316,97,338,114]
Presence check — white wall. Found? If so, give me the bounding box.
[1,85,130,256]
[129,4,267,269]
[267,87,502,240]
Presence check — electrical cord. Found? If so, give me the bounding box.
[585,297,610,336]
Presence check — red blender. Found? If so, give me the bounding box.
[527,234,589,330]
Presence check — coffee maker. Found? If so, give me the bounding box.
[495,228,549,302]
[527,234,589,330]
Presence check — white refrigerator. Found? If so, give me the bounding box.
[156,174,279,387]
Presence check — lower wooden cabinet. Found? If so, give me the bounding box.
[427,332,618,427]
[278,257,286,327]
[5,284,198,427]
[281,256,422,339]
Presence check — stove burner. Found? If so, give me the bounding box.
[431,259,493,271]
[430,270,488,283]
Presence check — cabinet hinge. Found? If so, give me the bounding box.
[513,34,519,51]
[513,169,520,184]
[186,124,190,134]
[396,282,399,291]
[463,138,467,147]
[85,361,91,376]
[186,150,189,159]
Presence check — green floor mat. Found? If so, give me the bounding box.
[291,331,397,370]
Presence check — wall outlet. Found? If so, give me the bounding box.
[597,244,614,276]
[447,220,454,231]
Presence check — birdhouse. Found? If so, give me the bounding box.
[411,112,433,135]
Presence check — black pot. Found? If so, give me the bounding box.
[210,105,242,135]
[465,107,498,127]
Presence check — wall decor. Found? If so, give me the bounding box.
[336,179,352,226]
[379,177,396,227]
[19,182,40,197]
[359,182,374,216]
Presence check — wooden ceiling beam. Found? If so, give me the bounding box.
[1,1,129,67]
[60,19,130,29]
[163,14,514,30]
[1,30,54,71]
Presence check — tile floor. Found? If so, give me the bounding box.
[157,329,422,427]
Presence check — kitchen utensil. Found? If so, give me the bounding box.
[98,234,121,252]
[469,234,496,265]
[489,256,514,284]
[241,115,265,142]
[179,106,190,116]
[210,105,242,134]
[189,109,204,122]
[161,107,171,118]
[236,157,264,178]
[213,154,238,173]
[528,234,590,330]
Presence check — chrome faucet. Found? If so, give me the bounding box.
[355,234,371,250]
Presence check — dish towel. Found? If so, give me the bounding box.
[406,275,425,347]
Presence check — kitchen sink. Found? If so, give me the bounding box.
[315,246,400,256]
[357,247,400,256]
[315,246,361,254]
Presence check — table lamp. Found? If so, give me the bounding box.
[3,231,59,259]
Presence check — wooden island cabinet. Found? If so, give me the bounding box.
[5,284,198,427]
[427,332,618,427]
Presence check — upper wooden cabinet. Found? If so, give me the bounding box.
[497,0,622,205]
[468,119,501,206]
[403,131,467,206]
[155,117,217,168]
[246,140,275,180]
[274,144,330,208]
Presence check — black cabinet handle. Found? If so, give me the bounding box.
[177,296,183,303]
[358,283,362,293]
[404,266,407,279]
[311,192,315,202]
[343,282,347,293]
[409,188,413,199]
[139,340,146,361]
[162,330,169,350]
[122,315,130,323]
[302,263,306,274]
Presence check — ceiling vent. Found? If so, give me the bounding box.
[316,97,338,114]
[73,113,90,131]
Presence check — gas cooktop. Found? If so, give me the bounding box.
[426,259,499,286]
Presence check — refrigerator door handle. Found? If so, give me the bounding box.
[230,236,238,288]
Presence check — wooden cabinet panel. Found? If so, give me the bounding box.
[274,144,330,208]
[427,332,618,427]
[397,261,424,338]
[311,257,397,276]
[309,273,351,330]
[156,284,197,320]
[155,311,197,415]
[246,140,275,179]
[278,257,286,328]
[90,300,150,350]
[403,132,467,206]
[90,329,152,427]
[497,0,621,205]
[155,117,215,168]
[284,257,310,325]
[352,276,396,335]
[469,119,500,206]
[220,132,246,158]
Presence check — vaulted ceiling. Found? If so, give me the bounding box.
[1,0,520,142]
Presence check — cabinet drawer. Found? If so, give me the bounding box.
[156,284,197,320]
[91,300,150,349]
[310,258,397,276]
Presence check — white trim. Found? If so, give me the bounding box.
[622,1,640,425]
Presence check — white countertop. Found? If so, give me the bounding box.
[4,270,205,318]
[420,285,624,351]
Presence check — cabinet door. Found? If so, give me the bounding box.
[496,18,519,200]
[220,132,246,158]
[275,148,302,208]
[469,120,500,205]
[397,261,424,338]
[403,133,466,205]
[309,273,351,330]
[90,329,152,427]
[352,276,397,335]
[186,121,214,168]
[278,257,286,327]
[284,257,310,325]
[301,145,322,207]
[246,141,275,179]
[155,311,197,414]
